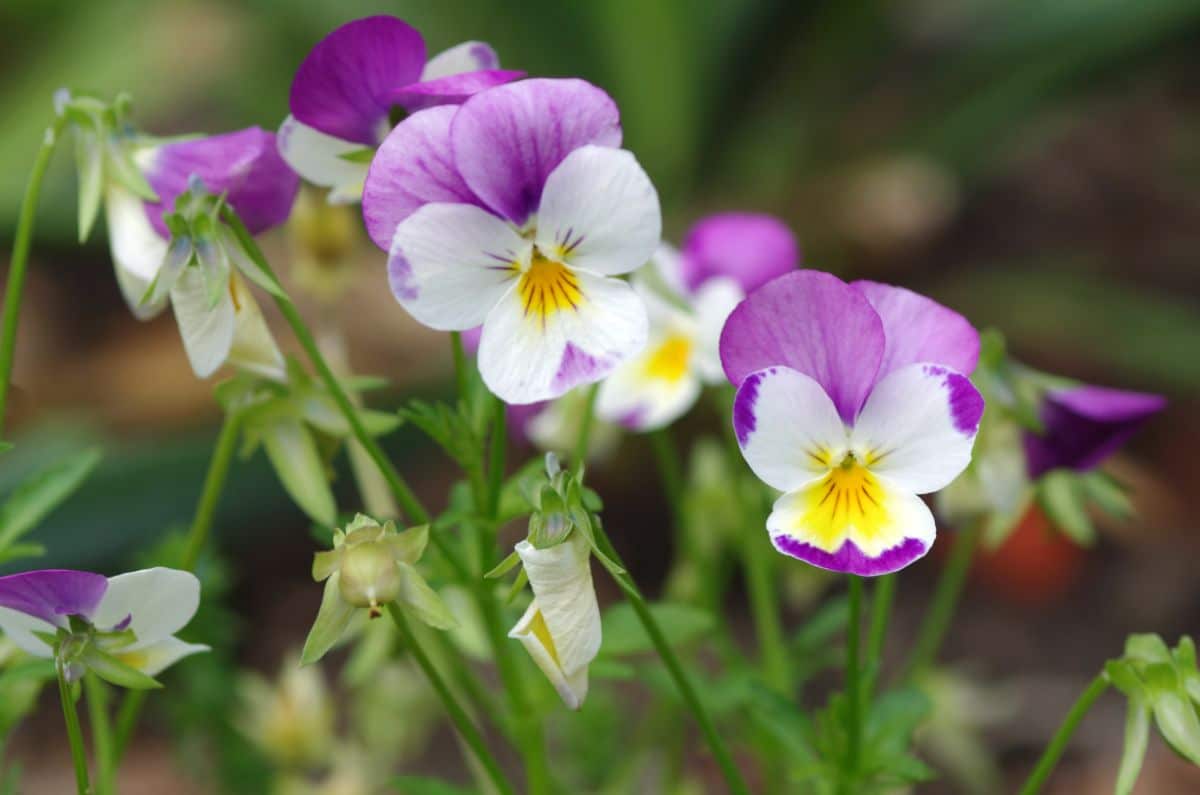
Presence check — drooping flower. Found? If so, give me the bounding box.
[0,567,207,684]
[1023,385,1165,478]
[721,271,984,575]
[509,532,601,710]
[362,78,661,404]
[303,515,454,665]
[105,127,298,379]
[279,15,522,204]
[597,213,798,430]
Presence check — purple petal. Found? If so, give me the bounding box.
[852,280,980,378]
[552,343,612,394]
[1023,385,1166,478]
[289,15,426,145]
[362,106,485,251]
[144,127,299,236]
[391,69,526,113]
[679,213,799,294]
[450,78,622,225]
[719,271,885,424]
[772,536,927,577]
[0,570,108,625]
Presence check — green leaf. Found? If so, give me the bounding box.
[1079,470,1134,520]
[745,683,818,766]
[1036,470,1094,545]
[1115,704,1150,795]
[301,575,356,665]
[391,776,473,795]
[0,542,46,566]
[261,418,337,527]
[0,447,102,554]
[600,602,714,656]
[81,647,162,690]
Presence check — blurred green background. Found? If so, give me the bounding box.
[2,0,1199,792]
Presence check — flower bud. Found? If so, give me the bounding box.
[337,540,402,617]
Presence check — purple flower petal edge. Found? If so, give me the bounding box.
[923,365,985,435]
[772,535,928,576]
[680,213,799,294]
[852,280,980,378]
[732,367,770,446]
[390,69,526,113]
[0,569,108,625]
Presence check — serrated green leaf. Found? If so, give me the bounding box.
[0,447,102,554]
[600,602,714,657]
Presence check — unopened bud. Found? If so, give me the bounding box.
[338,541,402,617]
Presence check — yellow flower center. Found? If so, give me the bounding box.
[517,251,582,324]
[642,335,692,382]
[797,454,891,550]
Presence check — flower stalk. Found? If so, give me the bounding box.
[85,673,115,795]
[902,521,983,680]
[1018,674,1110,795]
[842,575,864,793]
[57,660,91,795]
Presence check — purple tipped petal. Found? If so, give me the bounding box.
[362,106,485,251]
[1023,385,1166,478]
[450,78,622,225]
[144,128,299,236]
[0,570,108,625]
[679,213,799,294]
[391,69,526,113]
[289,16,426,145]
[852,280,980,378]
[719,271,885,423]
[773,536,927,577]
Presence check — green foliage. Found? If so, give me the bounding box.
[392,776,475,795]
[599,602,714,657]
[0,446,101,566]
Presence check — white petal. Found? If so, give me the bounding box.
[0,606,56,658]
[514,534,601,676]
[227,273,286,380]
[767,473,935,575]
[690,276,743,383]
[733,366,849,493]
[277,116,369,204]
[535,146,661,277]
[478,270,648,404]
[596,331,703,431]
[113,635,209,677]
[106,184,169,319]
[389,203,527,331]
[170,266,236,378]
[510,600,590,710]
[644,242,688,297]
[92,568,200,648]
[850,363,984,494]
[421,41,499,80]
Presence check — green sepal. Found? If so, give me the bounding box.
[397,563,456,630]
[301,574,356,665]
[504,568,529,605]
[1115,703,1151,795]
[1036,470,1094,545]
[81,647,162,690]
[74,127,104,243]
[484,549,521,579]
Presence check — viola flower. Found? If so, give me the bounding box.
[279,15,522,204]
[509,532,601,710]
[721,271,984,575]
[363,78,661,404]
[597,213,798,430]
[1023,385,1165,478]
[106,127,298,379]
[0,567,207,684]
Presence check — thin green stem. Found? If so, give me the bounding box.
[902,522,982,681]
[743,532,789,693]
[843,576,864,790]
[0,113,66,432]
[111,690,143,763]
[864,574,896,699]
[84,674,114,795]
[591,522,751,795]
[574,383,600,469]
[449,331,469,399]
[1017,675,1110,795]
[223,209,429,526]
[388,604,516,795]
[181,411,241,570]
[57,663,91,795]
[649,428,684,531]
[486,395,506,518]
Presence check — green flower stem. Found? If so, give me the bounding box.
[112,689,143,765]
[57,662,91,795]
[223,209,430,526]
[902,521,983,681]
[388,604,517,795]
[864,573,896,699]
[84,673,115,795]
[181,410,241,570]
[449,331,470,398]
[486,395,506,518]
[1018,674,1110,795]
[743,530,789,693]
[574,383,600,467]
[649,428,684,531]
[591,522,751,795]
[0,113,66,433]
[842,575,864,791]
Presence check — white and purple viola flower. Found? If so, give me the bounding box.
[279,15,522,204]
[0,567,207,682]
[106,127,298,379]
[362,78,661,405]
[597,213,798,431]
[1023,385,1165,478]
[721,271,985,576]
